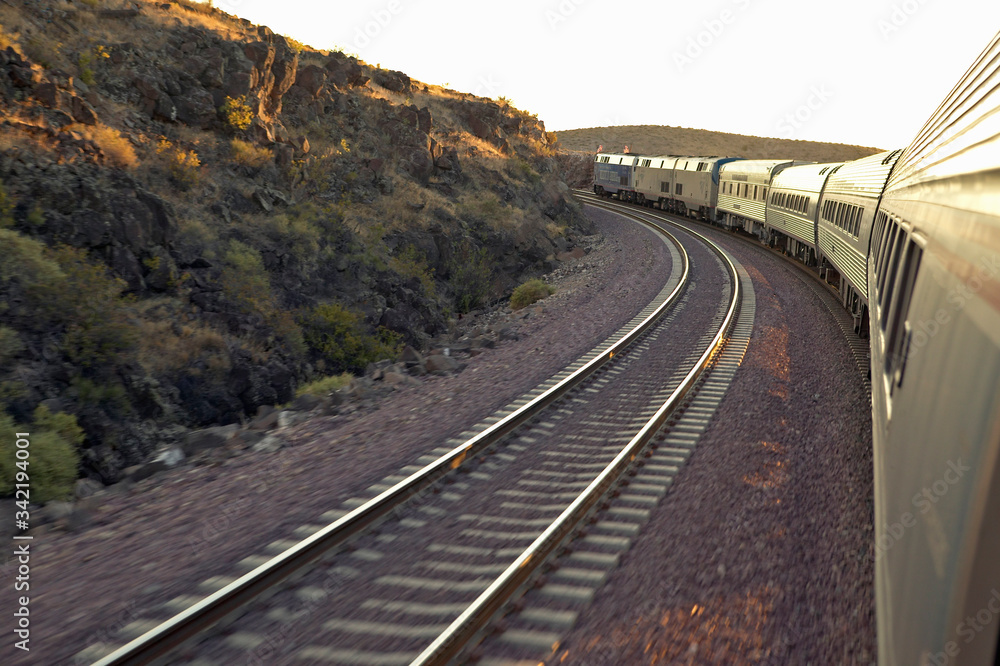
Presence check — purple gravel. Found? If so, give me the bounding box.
[544,222,875,665]
[0,207,672,666]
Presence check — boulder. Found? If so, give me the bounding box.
[183,424,239,455]
[374,68,411,93]
[325,56,368,88]
[244,41,275,84]
[34,82,61,108]
[425,353,459,374]
[467,114,493,140]
[175,87,215,128]
[74,478,104,500]
[71,96,99,125]
[249,407,280,431]
[401,345,424,367]
[252,434,284,453]
[269,44,298,107]
[153,94,177,122]
[290,393,326,412]
[294,64,326,97]
[417,106,433,134]
[135,75,161,100]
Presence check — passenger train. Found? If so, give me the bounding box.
[594,31,1000,666]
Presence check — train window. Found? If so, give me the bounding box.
[762,188,767,201]
[877,220,900,296]
[805,196,811,213]
[875,212,893,270]
[883,238,923,392]
[879,225,906,324]
[754,185,758,200]
[676,183,683,195]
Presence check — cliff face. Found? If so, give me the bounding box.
[0,0,587,488]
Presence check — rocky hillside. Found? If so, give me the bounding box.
[556,124,885,188]
[0,0,587,494]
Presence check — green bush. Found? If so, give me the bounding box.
[510,279,555,310]
[299,302,401,374]
[450,243,498,313]
[0,229,63,286]
[0,327,24,365]
[0,406,82,503]
[390,245,436,297]
[295,372,353,397]
[0,179,14,228]
[37,246,137,368]
[220,240,273,314]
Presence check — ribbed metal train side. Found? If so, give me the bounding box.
[816,150,901,304]
[868,31,1000,666]
[765,162,843,250]
[719,160,804,233]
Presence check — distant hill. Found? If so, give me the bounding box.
[556,125,884,163]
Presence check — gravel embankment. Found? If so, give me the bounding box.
[545,223,875,664]
[0,206,673,666]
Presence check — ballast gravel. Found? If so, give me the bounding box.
[542,222,875,665]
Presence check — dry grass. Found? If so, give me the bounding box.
[134,298,230,377]
[230,138,272,168]
[556,125,884,162]
[78,124,138,169]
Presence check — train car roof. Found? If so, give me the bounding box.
[770,162,846,190]
[594,153,641,165]
[720,159,810,176]
[886,30,1000,206]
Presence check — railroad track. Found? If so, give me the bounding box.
[83,204,747,666]
[578,190,871,393]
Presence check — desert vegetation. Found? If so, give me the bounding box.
[0,0,583,489]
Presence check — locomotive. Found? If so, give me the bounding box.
[593,30,1000,666]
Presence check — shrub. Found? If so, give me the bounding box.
[457,193,512,230]
[156,139,201,189]
[450,243,498,313]
[390,245,436,297]
[137,319,230,378]
[83,125,138,169]
[0,179,14,228]
[0,327,23,365]
[220,95,254,132]
[510,279,555,310]
[230,138,271,168]
[295,372,353,397]
[299,302,402,374]
[77,52,95,85]
[0,407,82,503]
[220,240,272,314]
[39,246,138,368]
[26,205,45,227]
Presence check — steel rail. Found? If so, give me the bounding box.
[91,207,690,666]
[409,196,743,665]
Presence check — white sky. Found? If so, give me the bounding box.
[204,0,1000,149]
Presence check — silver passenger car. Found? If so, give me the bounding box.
[719,160,807,234]
[765,162,844,265]
[868,31,1000,666]
[817,149,902,332]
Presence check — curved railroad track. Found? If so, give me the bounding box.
[85,205,746,666]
